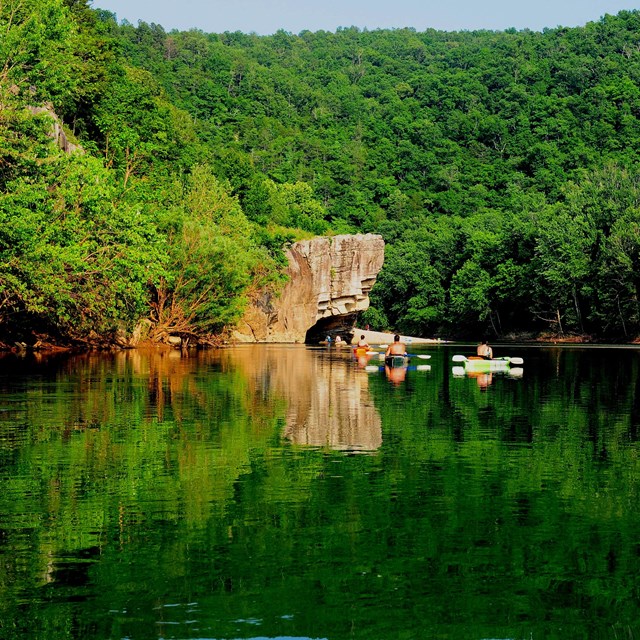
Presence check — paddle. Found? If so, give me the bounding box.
[367,351,431,359]
[452,355,524,365]
[365,364,432,372]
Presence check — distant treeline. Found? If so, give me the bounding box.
[3,0,640,344]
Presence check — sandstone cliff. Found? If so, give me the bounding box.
[233,233,385,343]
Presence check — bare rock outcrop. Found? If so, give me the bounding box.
[233,233,385,343]
[27,104,83,155]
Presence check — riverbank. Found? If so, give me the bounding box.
[2,328,635,354]
[350,328,444,345]
[351,330,638,346]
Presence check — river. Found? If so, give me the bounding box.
[0,343,639,639]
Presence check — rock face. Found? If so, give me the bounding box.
[27,105,83,154]
[233,233,385,343]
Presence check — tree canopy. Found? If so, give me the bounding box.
[4,1,640,343]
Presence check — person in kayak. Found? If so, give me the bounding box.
[353,334,371,366]
[385,334,407,361]
[476,339,493,359]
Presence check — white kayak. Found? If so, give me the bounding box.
[452,355,524,372]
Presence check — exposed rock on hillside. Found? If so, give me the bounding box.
[233,234,385,343]
[27,104,83,154]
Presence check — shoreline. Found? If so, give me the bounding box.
[2,330,639,355]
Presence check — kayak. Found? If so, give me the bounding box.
[385,354,408,367]
[452,355,524,372]
[466,356,510,372]
[452,365,524,379]
[353,346,370,357]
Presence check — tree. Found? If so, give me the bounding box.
[448,260,494,332]
[262,179,329,234]
[94,66,197,187]
[149,165,273,339]
[0,0,79,103]
[0,152,166,341]
[532,206,597,334]
[596,213,640,337]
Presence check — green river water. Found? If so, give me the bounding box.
[0,343,639,639]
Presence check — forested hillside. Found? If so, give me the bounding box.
[3,0,640,344]
[0,0,288,347]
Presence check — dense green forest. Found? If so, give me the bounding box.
[4,0,640,344]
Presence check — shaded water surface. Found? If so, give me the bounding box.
[0,344,639,639]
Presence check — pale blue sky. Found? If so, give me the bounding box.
[93,0,640,34]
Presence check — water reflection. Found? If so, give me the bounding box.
[468,370,493,389]
[223,346,382,452]
[0,346,382,452]
[452,364,523,389]
[2,345,640,639]
[384,363,407,385]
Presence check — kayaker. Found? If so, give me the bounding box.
[385,334,407,359]
[477,339,493,359]
[353,334,370,365]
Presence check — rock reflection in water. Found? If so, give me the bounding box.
[225,346,382,452]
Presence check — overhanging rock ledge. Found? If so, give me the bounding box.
[232,233,385,343]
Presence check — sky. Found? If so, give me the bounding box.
[92,0,640,35]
